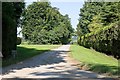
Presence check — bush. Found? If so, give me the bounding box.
[17,37,22,45]
[78,22,120,59]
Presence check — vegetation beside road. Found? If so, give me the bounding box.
[2,45,60,67]
[70,45,119,77]
[77,2,120,59]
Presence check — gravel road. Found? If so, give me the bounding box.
[1,45,115,80]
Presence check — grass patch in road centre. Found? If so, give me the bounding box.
[70,44,119,77]
[3,45,60,67]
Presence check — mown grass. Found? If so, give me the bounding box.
[2,45,60,67]
[70,44,119,77]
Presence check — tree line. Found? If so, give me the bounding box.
[3,1,120,59]
[77,1,120,59]
[2,2,73,58]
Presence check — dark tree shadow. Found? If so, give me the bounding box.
[2,46,70,74]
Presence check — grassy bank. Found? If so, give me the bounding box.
[70,44,119,77]
[3,45,60,67]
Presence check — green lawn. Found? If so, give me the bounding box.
[3,45,60,67]
[70,44,119,76]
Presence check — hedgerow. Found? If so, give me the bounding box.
[78,22,120,59]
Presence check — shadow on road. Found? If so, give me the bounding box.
[2,45,119,80]
[2,46,70,74]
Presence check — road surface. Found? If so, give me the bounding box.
[1,45,115,80]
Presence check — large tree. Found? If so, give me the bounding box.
[77,2,104,36]
[22,2,73,44]
[77,2,119,36]
[2,2,25,58]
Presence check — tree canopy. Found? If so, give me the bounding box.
[77,2,119,36]
[22,2,73,44]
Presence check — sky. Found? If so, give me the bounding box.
[17,0,84,37]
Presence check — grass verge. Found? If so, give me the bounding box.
[2,45,60,67]
[70,44,119,77]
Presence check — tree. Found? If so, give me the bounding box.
[2,2,25,58]
[77,2,103,35]
[77,2,119,35]
[22,2,73,44]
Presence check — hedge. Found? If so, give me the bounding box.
[78,22,120,59]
